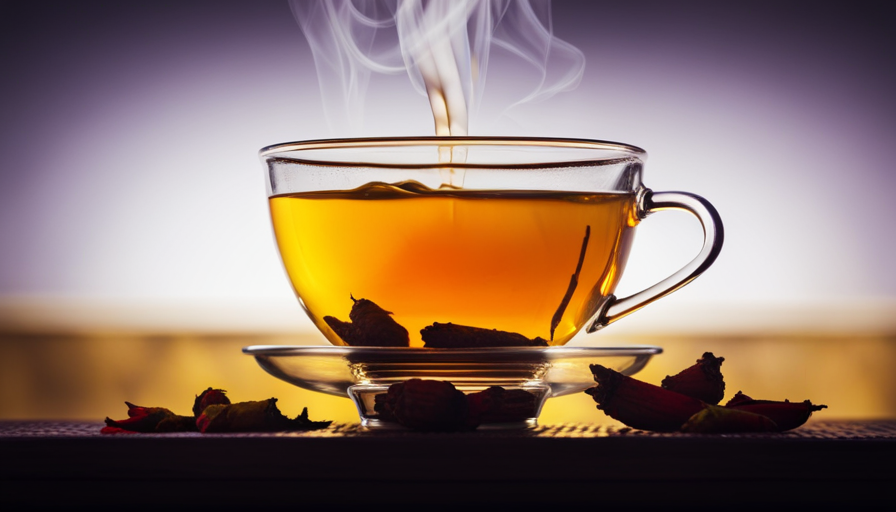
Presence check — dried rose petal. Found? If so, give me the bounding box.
[661,352,726,405]
[374,379,470,431]
[103,402,195,434]
[725,392,827,431]
[681,405,778,433]
[467,387,538,424]
[192,387,231,417]
[197,399,330,433]
[587,364,706,432]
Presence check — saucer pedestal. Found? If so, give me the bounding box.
[348,383,552,429]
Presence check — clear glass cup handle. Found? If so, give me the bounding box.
[588,189,724,332]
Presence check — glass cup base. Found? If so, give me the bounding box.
[349,383,551,430]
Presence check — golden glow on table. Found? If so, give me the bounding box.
[1,333,893,424]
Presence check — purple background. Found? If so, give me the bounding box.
[1,1,895,332]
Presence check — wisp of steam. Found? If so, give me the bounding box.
[290,0,585,136]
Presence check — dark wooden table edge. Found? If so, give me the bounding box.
[2,421,894,510]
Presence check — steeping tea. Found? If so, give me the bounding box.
[270,181,639,347]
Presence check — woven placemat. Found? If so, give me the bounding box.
[3,420,894,439]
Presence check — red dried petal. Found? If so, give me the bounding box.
[192,387,231,417]
[727,399,827,431]
[681,405,778,433]
[104,402,196,433]
[587,364,706,432]
[661,352,726,405]
[104,403,174,433]
[100,426,140,435]
[376,379,470,431]
[724,390,754,407]
[466,387,538,424]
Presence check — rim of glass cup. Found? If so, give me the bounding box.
[259,136,648,169]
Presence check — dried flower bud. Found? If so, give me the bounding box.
[586,364,706,432]
[292,406,332,430]
[102,402,196,434]
[681,405,779,433]
[192,387,231,417]
[196,398,330,433]
[197,400,279,433]
[725,390,754,407]
[375,379,470,431]
[725,392,827,431]
[466,387,538,424]
[373,383,402,422]
[661,352,726,405]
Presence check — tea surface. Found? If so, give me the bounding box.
[270,182,638,347]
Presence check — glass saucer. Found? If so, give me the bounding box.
[243,345,661,428]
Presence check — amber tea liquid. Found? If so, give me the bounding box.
[270,182,638,347]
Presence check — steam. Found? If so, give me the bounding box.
[290,0,585,136]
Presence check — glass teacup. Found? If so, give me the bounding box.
[260,137,723,348]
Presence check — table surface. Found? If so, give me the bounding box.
[2,420,895,511]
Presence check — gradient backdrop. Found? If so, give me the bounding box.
[1,1,895,422]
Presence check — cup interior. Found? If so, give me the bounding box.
[262,137,648,348]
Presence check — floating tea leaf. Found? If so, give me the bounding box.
[324,296,410,347]
[421,322,548,348]
[550,225,590,341]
